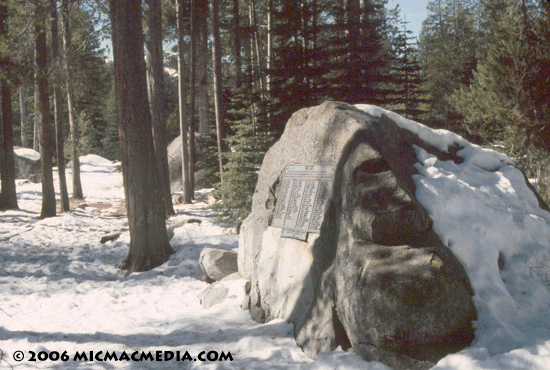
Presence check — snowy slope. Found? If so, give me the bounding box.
[2,105,550,369]
[357,104,550,369]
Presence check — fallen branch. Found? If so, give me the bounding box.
[0,227,33,242]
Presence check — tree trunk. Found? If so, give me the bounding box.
[1,84,18,210]
[300,0,308,83]
[19,85,27,147]
[233,0,242,87]
[0,0,17,210]
[312,0,317,66]
[177,0,192,204]
[109,0,173,275]
[267,0,273,96]
[247,0,258,135]
[51,0,70,213]
[144,0,175,216]
[188,0,196,200]
[61,0,83,199]
[33,80,39,152]
[249,0,265,97]
[210,0,224,181]
[35,5,56,219]
[197,0,209,134]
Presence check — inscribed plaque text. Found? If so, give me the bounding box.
[271,164,334,240]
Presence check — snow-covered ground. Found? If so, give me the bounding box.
[3,103,550,370]
[0,154,377,370]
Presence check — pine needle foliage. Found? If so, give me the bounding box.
[450,0,550,154]
[211,83,273,227]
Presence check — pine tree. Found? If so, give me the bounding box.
[271,0,318,128]
[109,0,173,274]
[176,0,192,204]
[212,82,271,226]
[382,5,424,119]
[144,0,175,216]
[418,0,481,130]
[0,0,18,210]
[79,111,101,155]
[50,0,70,213]
[317,0,390,105]
[67,3,111,161]
[271,0,392,129]
[211,0,225,180]
[102,74,120,161]
[36,1,56,219]
[450,0,550,153]
[61,0,83,199]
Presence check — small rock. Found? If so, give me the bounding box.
[172,195,184,204]
[198,283,228,309]
[199,247,238,282]
[100,232,121,244]
[250,305,265,323]
[240,294,251,311]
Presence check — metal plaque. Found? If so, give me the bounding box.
[271,164,334,240]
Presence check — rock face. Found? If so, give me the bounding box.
[199,247,239,282]
[14,147,41,183]
[167,134,212,192]
[239,101,477,369]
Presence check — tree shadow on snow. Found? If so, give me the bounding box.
[0,321,294,350]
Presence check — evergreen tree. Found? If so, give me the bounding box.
[50,0,70,213]
[0,0,18,210]
[418,0,481,130]
[102,73,120,161]
[68,4,111,160]
[450,0,550,153]
[36,0,56,219]
[144,0,175,216]
[317,0,390,104]
[271,0,319,128]
[79,111,101,155]
[109,0,173,274]
[382,5,424,119]
[271,0,392,129]
[61,0,83,199]
[176,0,192,204]
[211,0,225,180]
[212,81,271,226]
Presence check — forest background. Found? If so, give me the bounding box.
[1,0,549,228]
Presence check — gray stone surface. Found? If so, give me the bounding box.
[199,247,238,282]
[239,101,477,368]
[198,273,248,309]
[198,283,228,309]
[167,134,212,192]
[14,147,41,183]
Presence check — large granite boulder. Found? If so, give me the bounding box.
[239,101,477,369]
[14,147,41,183]
[167,134,213,192]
